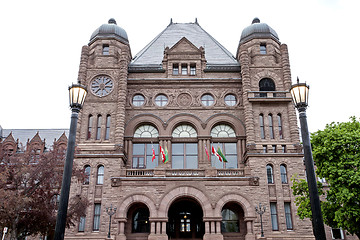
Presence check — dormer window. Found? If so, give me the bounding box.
[103,44,109,55]
[190,64,196,75]
[173,64,179,75]
[260,44,266,54]
[181,64,188,75]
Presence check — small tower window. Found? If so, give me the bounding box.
[103,44,109,55]
[105,115,111,140]
[190,64,196,75]
[268,114,274,139]
[87,115,93,140]
[259,114,265,139]
[181,64,188,75]
[173,64,179,75]
[96,115,102,140]
[260,44,267,54]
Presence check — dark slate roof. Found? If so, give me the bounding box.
[130,20,239,70]
[89,18,129,45]
[240,18,279,43]
[1,129,69,149]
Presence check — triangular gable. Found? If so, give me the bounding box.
[3,132,17,144]
[167,37,202,54]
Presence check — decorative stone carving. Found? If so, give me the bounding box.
[177,93,192,106]
[249,176,259,186]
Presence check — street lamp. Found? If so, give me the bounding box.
[290,78,326,240]
[54,83,87,240]
[106,204,117,238]
[255,203,266,237]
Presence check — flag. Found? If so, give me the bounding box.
[205,145,210,161]
[212,146,222,162]
[217,146,228,162]
[160,146,169,163]
[164,147,169,163]
[151,144,156,162]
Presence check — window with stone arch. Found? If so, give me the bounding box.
[133,124,159,169]
[221,202,245,235]
[211,124,237,169]
[172,124,198,169]
[259,78,275,91]
[134,124,159,138]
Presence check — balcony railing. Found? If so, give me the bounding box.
[165,169,205,177]
[217,169,245,177]
[124,168,245,177]
[248,91,290,101]
[126,169,154,176]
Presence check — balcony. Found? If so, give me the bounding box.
[248,91,292,102]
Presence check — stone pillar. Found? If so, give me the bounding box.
[244,217,256,240]
[116,220,126,240]
[148,219,168,240]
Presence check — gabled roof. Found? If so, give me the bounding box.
[130,21,239,69]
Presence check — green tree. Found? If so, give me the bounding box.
[292,117,360,238]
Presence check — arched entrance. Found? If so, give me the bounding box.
[167,197,205,239]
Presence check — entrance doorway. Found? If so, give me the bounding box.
[167,198,204,239]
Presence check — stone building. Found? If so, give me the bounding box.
[61,17,340,240]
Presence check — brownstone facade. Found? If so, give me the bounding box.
[62,18,340,240]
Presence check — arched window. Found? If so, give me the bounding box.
[87,115,93,140]
[134,125,159,138]
[259,78,275,91]
[259,114,265,139]
[211,125,237,169]
[280,164,288,184]
[277,114,283,139]
[97,165,104,185]
[96,115,102,140]
[172,125,198,169]
[172,125,197,138]
[105,115,111,140]
[221,208,239,232]
[267,164,274,184]
[132,208,150,233]
[84,165,91,185]
[268,114,274,139]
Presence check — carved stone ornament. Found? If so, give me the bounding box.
[249,176,259,186]
[177,93,192,106]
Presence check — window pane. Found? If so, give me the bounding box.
[186,155,198,169]
[281,165,288,184]
[84,165,90,184]
[97,166,104,184]
[172,155,184,169]
[270,203,278,230]
[93,204,101,231]
[224,94,237,106]
[267,165,274,183]
[78,216,86,232]
[201,94,214,106]
[173,64,179,75]
[186,143,197,154]
[105,115,111,140]
[155,94,168,106]
[146,143,158,169]
[284,202,293,230]
[221,209,239,232]
[96,115,102,140]
[133,144,145,155]
[132,94,145,106]
[133,208,150,233]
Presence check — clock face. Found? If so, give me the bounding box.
[91,76,114,97]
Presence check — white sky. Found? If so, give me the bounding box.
[0,0,359,133]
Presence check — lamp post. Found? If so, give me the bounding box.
[106,204,117,238]
[255,203,266,237]
[54,83,87,240]
[290,78,326,240]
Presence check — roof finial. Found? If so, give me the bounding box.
[108,18,117,25]
[195,18,198,24]
[170,18,173,24]
[252,17,260,24]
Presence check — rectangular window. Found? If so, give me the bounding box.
[172,143,198,169]
[105,115,111,140]
[331,228,344,239]
[181,63,188,75]
[132,143,158,169]
[263,145,267,153]
[272,145,277,153]
[259,114,265,139]
[190,64,196,75]
[173,64,179,75]
[93,204,101,231]
[268,114,274,139]
[78,216,86,232]
[103,44,109,55]
[260,44,267,54]
[281,145,286,153]
[278,114,283,139]
[211,143,237,169]
[96,115,102,140]
[270,202,279,230]
[284,202,293,230]
[87,115,93,140]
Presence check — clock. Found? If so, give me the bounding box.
[90,76,114,97]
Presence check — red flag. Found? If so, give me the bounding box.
[151,144,156,162]
[160,146,166,163]
[205,145,210,161]
[212,146,222,162]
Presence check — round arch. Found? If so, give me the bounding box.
[158,186,213,218]
[165,113,204,135]
[205,113,246,136]
[214,193,255,218]
[124,114,165,136]
[117,194,158,218]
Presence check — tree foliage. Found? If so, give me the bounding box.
[292,117,360,238]
[0,146,89,239]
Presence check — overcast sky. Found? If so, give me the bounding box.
[0,0,359,133]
